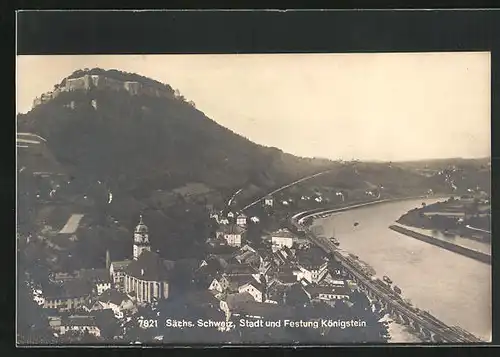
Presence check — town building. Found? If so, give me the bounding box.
[219,292,254,319]
[231,245,262,269]
[319,271,348,287]
[123,252,173,305]
[264,196,274,207]
[91,288,137,319]
[208,276,224,294]
[58,315,101,337]
[209,210,220,223]
[109,260,131,292]
[271,228,295,249]
[77,268,111,296]
[283,283,311,307]
[224,263,258,276]
[304,285,351,302]
[221,295,294,322]
[264,281,288,304]
[271,266,300,286]
[215,224,246,247]
[42,278,94,311]
[236,213,247,227]
[181,290,224,319]
[109,215,175,304]
[221,274,256,293]
[238,275,267,302]
[270,228,308,250]
[295,248,329,284]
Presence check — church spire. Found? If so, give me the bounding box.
[133,214,151,260]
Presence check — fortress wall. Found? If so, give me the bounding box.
[32,74,176,109]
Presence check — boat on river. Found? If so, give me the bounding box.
[383,275,393,284]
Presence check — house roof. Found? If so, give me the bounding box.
[207,254,231,267]
[44,278,94,299]
[225,292,254,307]
[61,315,98,327]
[239,278,265,293]
[266,282,288,301]
[274,247,295,262]
[225,275,256,290]
[183,290,221,308]
[78,268,110,283]
[97,288,130,305]
[274,272,298,285]
[257,248,272,260]
[305,285,351,297]
[262,262,278,276]
[91,309,117,327]
[197,258,225,277]
[163,259,176,270]
[217,224,246,235]
[224,263,257,275]
[269,264,298,284]
[296,248,327,268]
[271,228,295,238]
[237,244,256,253]
[110,260,131,271]
[228,301,294,319]
[124,250,173,281]
[285,283,310,302]
[233,250,260,265]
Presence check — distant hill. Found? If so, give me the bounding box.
[18,68,335,199]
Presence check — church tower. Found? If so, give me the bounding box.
[133,215,151,260]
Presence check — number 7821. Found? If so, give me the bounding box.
[139,319,158,328]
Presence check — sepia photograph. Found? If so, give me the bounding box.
[16,53,491,345]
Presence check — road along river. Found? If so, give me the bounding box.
[313,197,491,342]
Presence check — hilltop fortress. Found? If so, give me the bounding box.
[32,73,175,108]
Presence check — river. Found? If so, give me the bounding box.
[313,197,492,342]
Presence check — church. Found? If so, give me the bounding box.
[108,215,174,304]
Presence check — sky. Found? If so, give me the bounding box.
[16,53,491,161]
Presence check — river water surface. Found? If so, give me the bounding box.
[314,198,491,342]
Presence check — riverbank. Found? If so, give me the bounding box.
[311,197,491,341]
[402,225,491,256]
[294,194,451,223]
[389,224,490,265]
[395,197,491,244]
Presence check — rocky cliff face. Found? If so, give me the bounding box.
[33,72,175,108]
